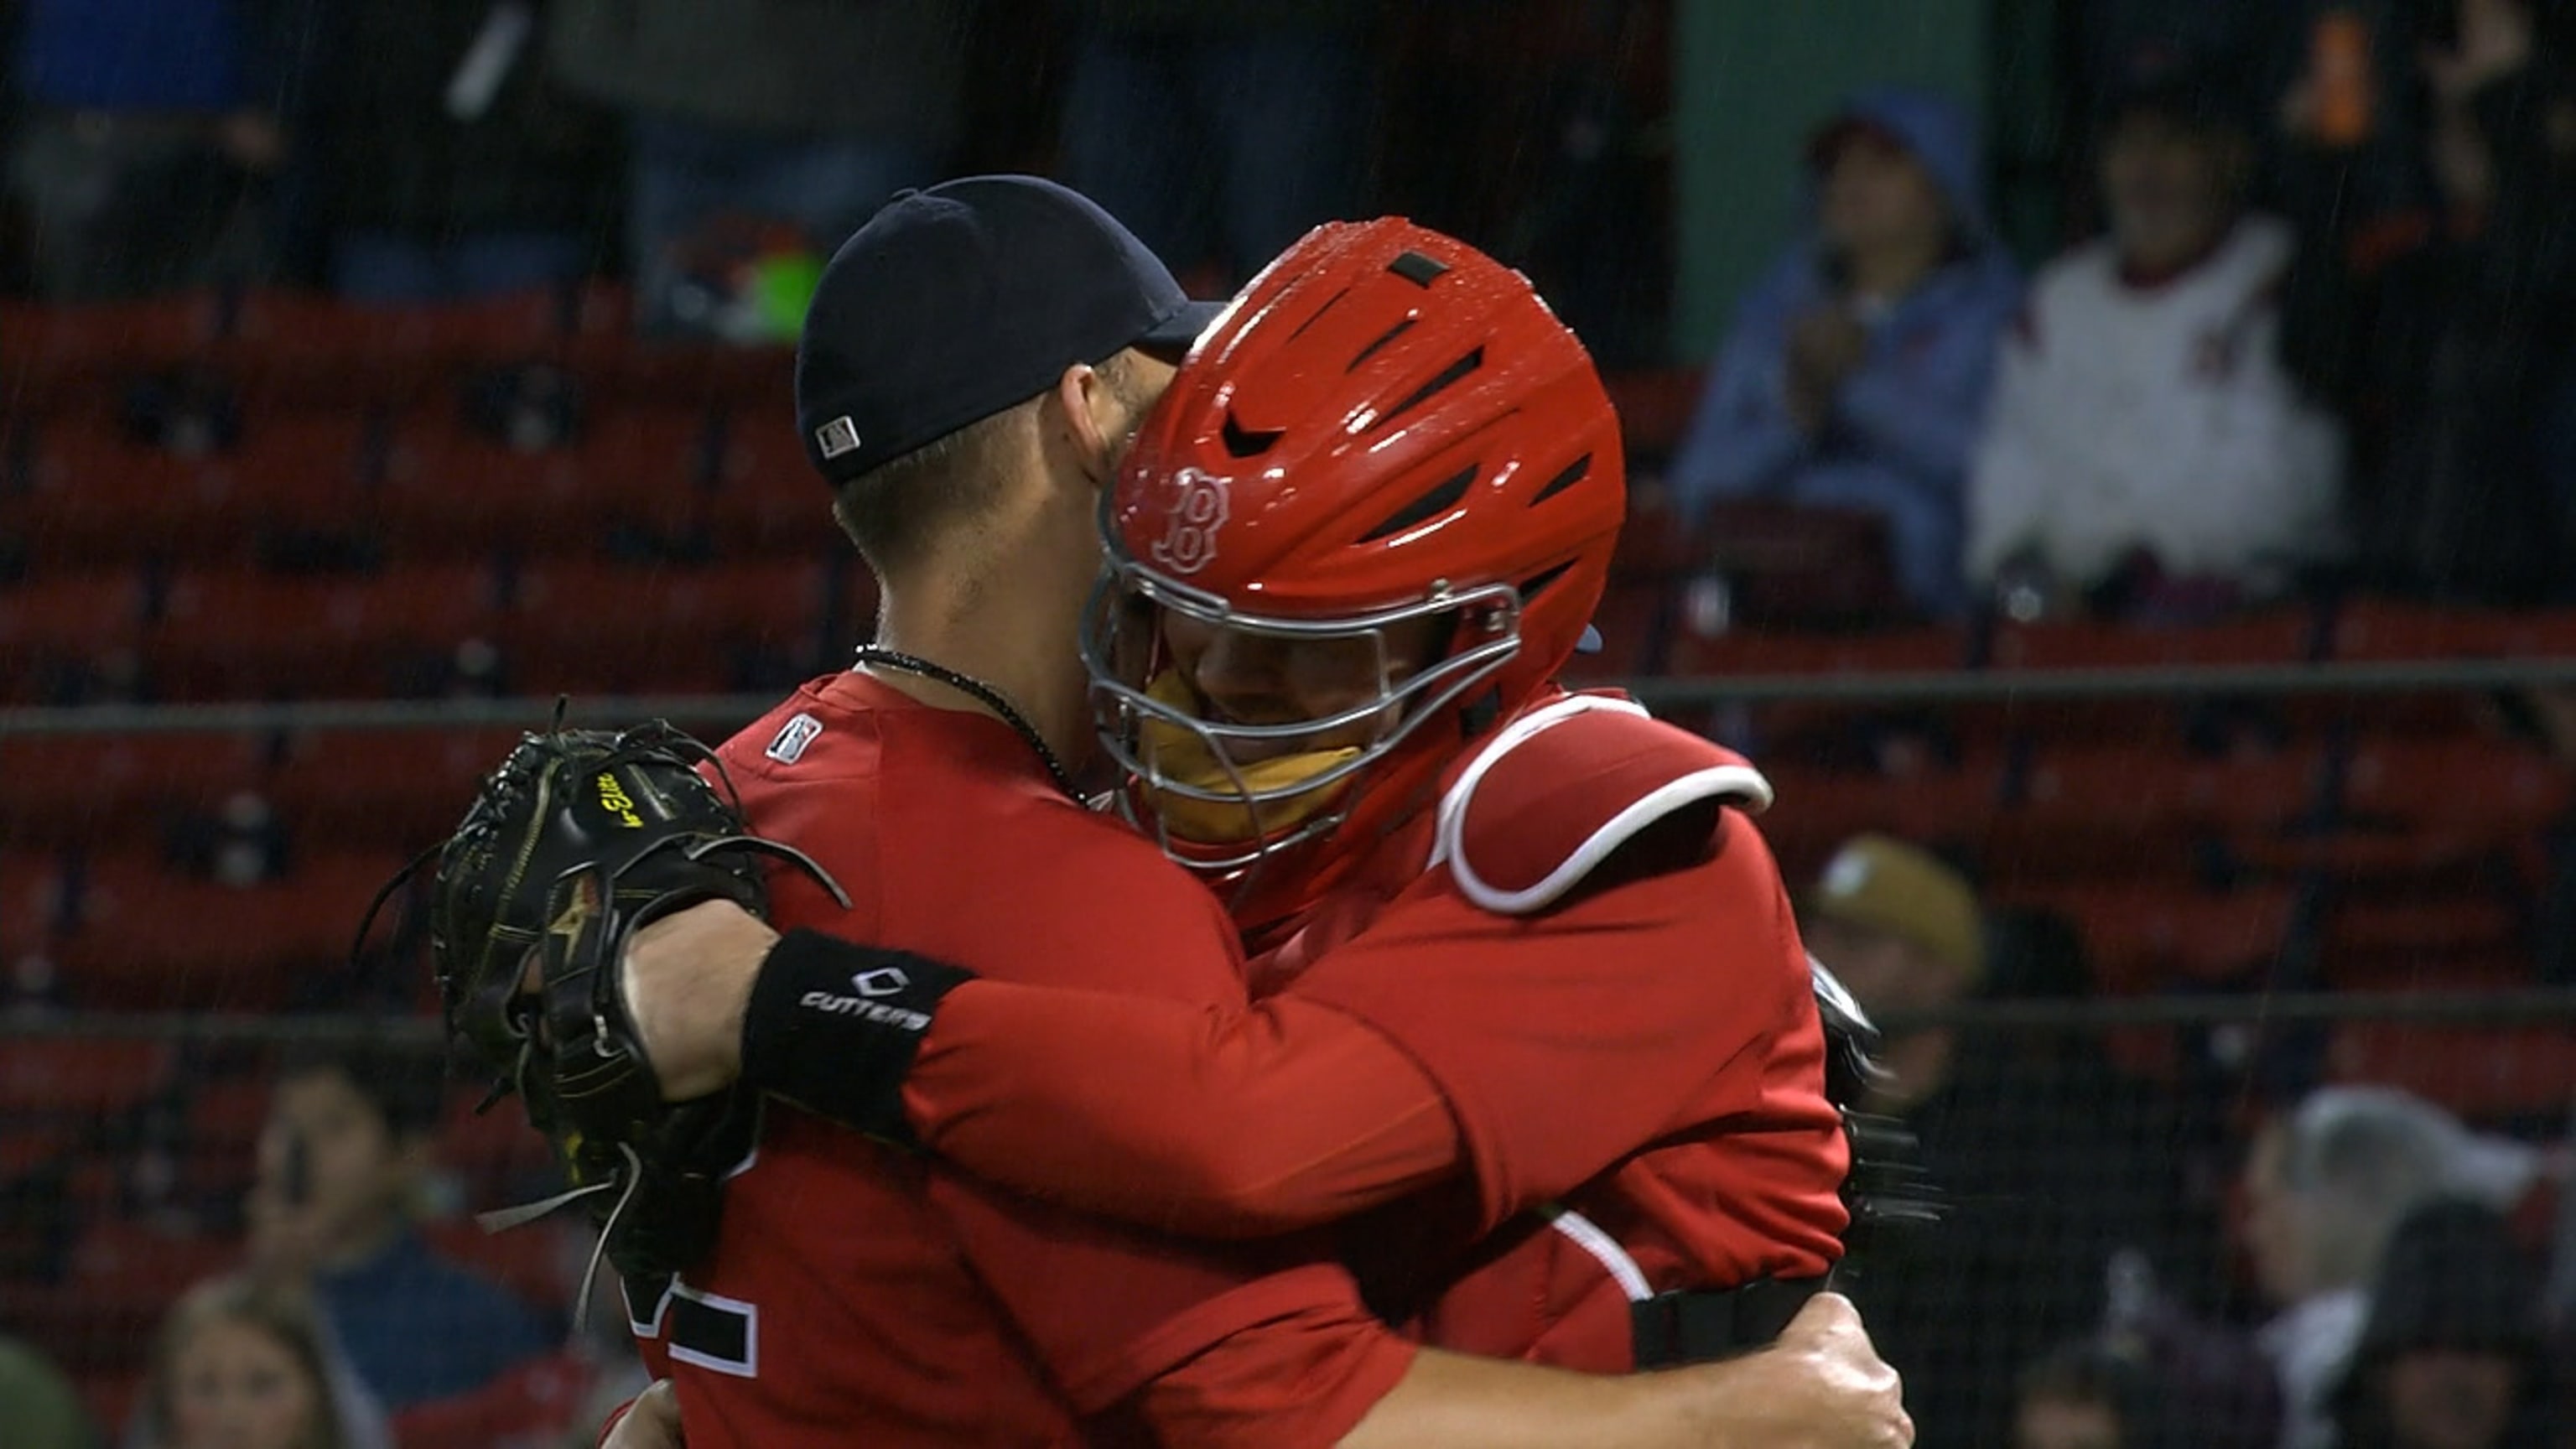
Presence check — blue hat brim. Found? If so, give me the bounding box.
[1135,299,1228,357]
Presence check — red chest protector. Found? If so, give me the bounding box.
[1426,690,1773,912]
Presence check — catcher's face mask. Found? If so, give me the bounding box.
[1080,557,1513,886]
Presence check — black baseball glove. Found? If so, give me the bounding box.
[365,715,847,1291]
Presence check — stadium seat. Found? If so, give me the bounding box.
[146,563,502,699]
[265,724,536,851]
[0,294,225,404]
[375,412,709,553]
[0,1038,174,1117]
[2340,736,2572,839]
[1751,755,2007,882]
[1997,882,2301,994]
[1560,579,1673,685]
[54,853,412,1011]
[2328,599,2576,662]
[0,568,150,668]
[2320,894,2522,960]
[228,414,379,539]
[2007,743,2330,838]
[8,428,248,566]
[1664,625,1967,679]
[504,557,836,694]
[0,731,267,848]
[1605,369,1704,462]
[709,405,828,553]
[2329,1021,2576,1120]
[1986,609,2321,672]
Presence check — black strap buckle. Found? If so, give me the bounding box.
[1630,1274,1831,1368]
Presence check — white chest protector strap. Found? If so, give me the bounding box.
[1427,694,1774,917]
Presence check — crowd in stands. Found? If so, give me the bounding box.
[4,3,2576,1447]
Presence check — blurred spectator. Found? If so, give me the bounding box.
[2274,0,2576,604]
[1054,0,1373,289]
[3,0,294,299]
[2327,1198,2563,1449]
[1968,47,2346,623]
[304,1,619,304]
[2013,1304,2285,1449]
[2015,1345,2154,1449]
[1798,834,2195,1449]
[0,1334,96,1449]
[544,0,970,338]
[245,1045,550,1416]
[2242,1085,2547,1449]
[1665,87,2022,619]
[132,1275,377,1449]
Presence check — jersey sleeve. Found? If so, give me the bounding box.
[904,988,1462,1235]
[1289,809,1819,1231]
[904,813,1419,1447]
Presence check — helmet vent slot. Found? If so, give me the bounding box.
[1530,454,1592,504]
[1348,317,1417,371]
[1358,462,1478,542]
[1519,558,1576,600]
[1388,250,1451,287]
[1222,411,1285,458]
[1368,347,1486,434]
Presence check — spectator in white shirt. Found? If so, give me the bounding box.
[1968,49,2346,621]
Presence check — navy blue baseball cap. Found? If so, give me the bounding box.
[796,175,1226,487]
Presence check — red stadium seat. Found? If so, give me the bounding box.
[146,563,502,699]
[2329,1021,2576,1120]
[2340,736,2571,838]
[1560,580,1671,685]
[1997,883,2299,994]
[1987,610,2320,672]
[1605,369,1705,461]
[503,558,834,693]
[709,405,828,553]
[2010,743,2329,836]
[8,428,249,566]
[0,1038,174,1116]
[266,724,535,851]
[376,413,708,552]
[2329,599,2576,662]
[1664,625,1967,679]
[0,731,267,848]
[55,853,412,1011]
[0,294,225,404]
[228,415,378,538]
[0,569,150,657]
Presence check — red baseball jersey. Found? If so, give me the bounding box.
[901,691,1852,1368]
[623,671,1413,1449]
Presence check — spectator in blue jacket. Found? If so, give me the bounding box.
[243,1044,551,1416]
[1666,87,2022,619]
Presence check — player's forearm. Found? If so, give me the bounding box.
[907,989,1462,1234]
[1338,1348,1722,1449]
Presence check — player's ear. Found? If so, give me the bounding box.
[1051,362,1122,485]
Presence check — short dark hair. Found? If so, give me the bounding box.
[829,351,1152,576]
[831,402,1026,576]
[276,1040,445,1142]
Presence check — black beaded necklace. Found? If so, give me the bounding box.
[853,646,1082,801]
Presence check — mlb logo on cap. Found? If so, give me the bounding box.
[814,417,863,460]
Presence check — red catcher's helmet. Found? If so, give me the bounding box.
[1080,217,1625,928]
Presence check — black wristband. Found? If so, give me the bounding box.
[738,929,974,1143]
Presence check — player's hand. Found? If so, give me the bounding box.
[621,899,780,1100]
[601,1380,684,1449]
[1691,1293,1910,1448]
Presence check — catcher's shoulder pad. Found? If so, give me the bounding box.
[1429,693,1774,916]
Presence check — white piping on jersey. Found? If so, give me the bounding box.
[1429,694,1774,915]
[1539,1204,1654,1302]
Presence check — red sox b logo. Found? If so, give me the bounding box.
[1149,468,1229,575]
